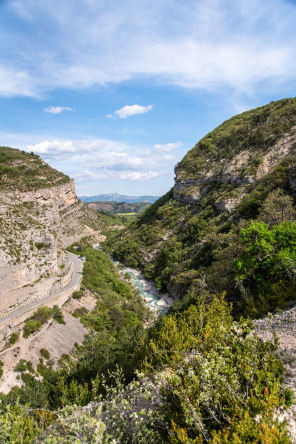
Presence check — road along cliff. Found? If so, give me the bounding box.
[0,147,109,325]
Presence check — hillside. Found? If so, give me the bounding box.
[110,98,296,318]
[0,147,69,191]
[80,193,160,203]
[86,200,151,216]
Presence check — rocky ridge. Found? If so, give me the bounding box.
[174,124,296,211]
[0,152,108,320]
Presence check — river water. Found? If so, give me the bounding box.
[114,262,174,314]
[94,244,174,314]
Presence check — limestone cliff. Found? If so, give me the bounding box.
[0,148,108,316]
[174,99,296,211]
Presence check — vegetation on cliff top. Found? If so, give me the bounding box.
[177,97,296,179]
[0,146,70,191]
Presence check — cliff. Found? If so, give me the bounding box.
[0,148,110,317]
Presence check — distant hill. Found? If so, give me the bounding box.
[79,193,160,203]
[86,200,151,216]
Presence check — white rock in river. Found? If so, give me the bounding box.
[156,299,169,307]
[144,297,153,303]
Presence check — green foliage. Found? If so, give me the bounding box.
[23,306,53,337]
[9,332,19,345]
[52,305,65,324]
[72,289,84,300]
[234,221,296,282]
[0,146,70,191]
[0,360,3,377]
[35,404,104,443]
[35,242,49,250]
[259,188,296,227]
[23,320,43,338]
[72,306,88,318]
[132,298,291,442]
[40,348,50,360]
[14,359,34,374]
[0,403,55,443]
[234,221,296,316]
[100,368,168,443]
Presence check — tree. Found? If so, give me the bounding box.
[259,189,295,227]
[234,221,296,315]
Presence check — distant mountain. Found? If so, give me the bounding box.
[79,193,160,203]
[86,200,151,216]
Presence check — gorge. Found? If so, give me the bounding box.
[0,98,296,442]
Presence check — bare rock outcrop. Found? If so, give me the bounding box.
[0,179,101,317]
[255,306,296,441]
[174,128,296,211]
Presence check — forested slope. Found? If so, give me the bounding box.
[1,99,296,442]
[110,98,296,318]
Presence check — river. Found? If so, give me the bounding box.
[94,244,174,314]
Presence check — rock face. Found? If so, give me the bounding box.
[255,306,296,440]
[174,125,296,211]
[0,174,103,317]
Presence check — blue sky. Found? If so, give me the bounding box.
[0,0,296,196]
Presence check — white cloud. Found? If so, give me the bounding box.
[107,104,153,119]
[26,138,173,183]
[44,106,73,114]
[0,66,36,97]
[1,0,295,97]
[77,169,165,182]
[154,142,182,152]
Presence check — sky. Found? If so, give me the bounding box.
[0,0,296,197]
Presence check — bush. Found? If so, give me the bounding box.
[9,332,19,345]
[72,290,84,300]
[23,306,53,337]
[234,221,296,316]
[52,305,65,324]
[133,297,291,442]
[23,320,42,338]
[40,349,50,360]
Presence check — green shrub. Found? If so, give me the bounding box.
[72,290,84,300]
[40,349,50,360]
[9,332,19,345]
[23,320,42,338]
[23,306,53,337]
[52,305,65,324]
[72,307,88,318]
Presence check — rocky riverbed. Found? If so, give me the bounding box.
[113,262,174,313]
